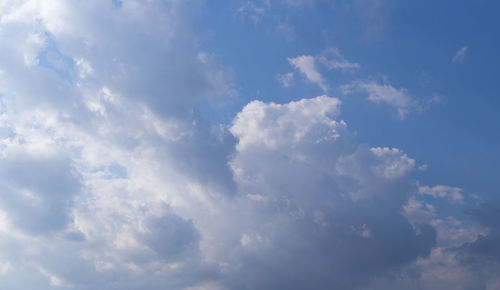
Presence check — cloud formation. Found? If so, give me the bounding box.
[276,72,295,88]
[287,50,359,92]
[452,46,468,63]
[288,55,328,91]
[0,1,492,290]
[341,80,440,118]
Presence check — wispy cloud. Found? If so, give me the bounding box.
[452,46,468,63]
[276,72,294,88]
[287,49,359,92]
[235,1,271,23]
[317,48,360,72]
[342,80,441,118]
[342,81,416,118]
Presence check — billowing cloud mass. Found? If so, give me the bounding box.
[0,1,495,290]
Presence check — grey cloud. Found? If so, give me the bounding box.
[224,96,435,289]
[141,212,200,261]
[457,200,500,264]
[0,1,475,290]
[0,152,80,235]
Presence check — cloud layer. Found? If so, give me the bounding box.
[0,1,495,290]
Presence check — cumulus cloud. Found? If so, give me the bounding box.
[228,96,434,288]
[0,1,488,289]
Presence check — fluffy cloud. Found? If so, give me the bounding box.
[0,1,488,290]
[227,96,435,289]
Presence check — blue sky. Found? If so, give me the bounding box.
[0,0,499,289]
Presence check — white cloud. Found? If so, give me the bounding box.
[287,50,359,92]
[0,1,233,288]
[370,147,415,179]
[0,1,488,289]
[317,48,360,72]
[235,1,270,23]
[230,95,342,151]
[342,81,417,118]
[452,46,468,63]
[419,184,464,204]
[288,55,328,91]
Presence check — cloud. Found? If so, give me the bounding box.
[317,48,360,72]
[0,1,487,289]
[287,50,359,92]
[228,96,435,289]
[458,200,500,264]
[288,55,328,91]
[388,200,500,290]
[0,0,232,288]
[235,1,270,23]
[276,72,295,88]
[342,81,418,118]
[452,46,468,63]
[419,184,464,204]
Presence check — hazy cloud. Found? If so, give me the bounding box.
[276,72,295,88]
[452,46,468,63]
[0,1,489,289]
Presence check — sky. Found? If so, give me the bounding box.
[0,0,499,289]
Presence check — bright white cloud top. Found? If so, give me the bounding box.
[0,1,498,290]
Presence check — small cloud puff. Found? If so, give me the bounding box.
[452,46,468,63]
